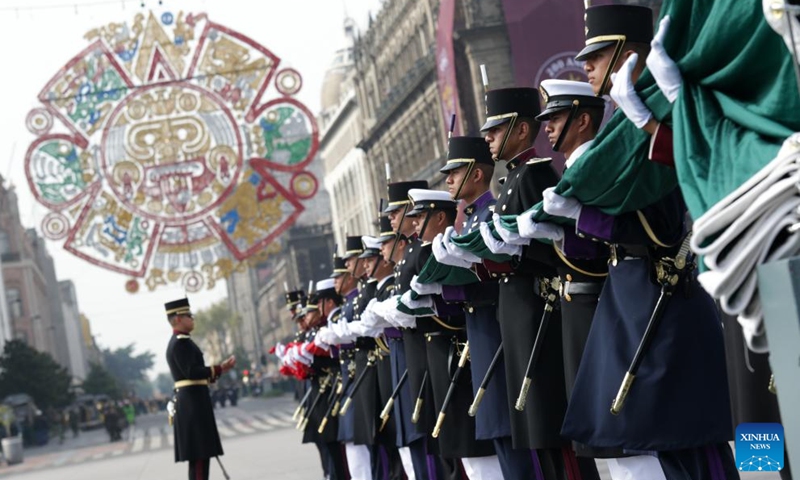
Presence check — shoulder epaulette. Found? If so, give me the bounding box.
[176,334,191,339]
[526,157,553,165]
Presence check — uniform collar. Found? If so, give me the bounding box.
[565,140,594,169]
[326,306,341,323]
[505,146,538,171]
[377,275,392,290]
[173,329,189,336]
[464,189,495,216]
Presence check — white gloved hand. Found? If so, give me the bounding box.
[479,222,523,256]
[433,232,474,268]
[442,226,483,263]
[492,213,531,246]
[315,326,332,345]
[542,187,583,220]
[764,0,800,66]
[272,342,286,359]
[411,275,443,295]
[518,217,565,241]
[297,344,314,365]
[610,53,653,129]
[646,16,682,104]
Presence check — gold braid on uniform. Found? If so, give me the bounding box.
[553,243,608,278]
[635,210,678,248]
[430,316,465,331]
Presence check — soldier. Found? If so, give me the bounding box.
[435,136,537,478]
[550,5,737,479]
[404,188,498,478]
[165,297,235,480]
[469,86,593,479]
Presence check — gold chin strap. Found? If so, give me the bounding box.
[497,115,518,162]
[596,36,627,97]
[452,160,476,201]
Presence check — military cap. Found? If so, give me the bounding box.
[407,189,458,217]
[536,80,605,121]
[342,235,364,260]
[377,216,396,244]
[439,136,494,173]
[330,255,348,278]
[383,180,429,213]
[284,290,306,311]
[576,5,654,61]
[292,298,307,321]
[480,88,541,132]
[358,236,382,259]
[315,278,340,302]
[165,298,191,316]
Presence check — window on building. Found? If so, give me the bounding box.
[6,288,22,318]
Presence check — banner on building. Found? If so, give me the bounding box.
[435,0,462,138]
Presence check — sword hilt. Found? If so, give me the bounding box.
[468,388,486,417]
[411,398,423,424]
[379,413,390,432]
[610,371,636,415]
[514,377,532,411]
[432,412,446,438]
[317,417,329,434]
[331,399,341,417]
[339,397,353,416]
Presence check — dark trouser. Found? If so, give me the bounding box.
[373,444,405,480]
[188,458,210,480]
[658,443,740,480]
[534,447,601,480]
[326,441,348,480]
[315,440,331,478]
[493,436,535,480]
[409,438,432,480]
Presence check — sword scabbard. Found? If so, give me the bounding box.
[515,377,532,411]
[431,412,446,438]
[610,371,636,415]
[411,398,423,424]
[468,388,486,417]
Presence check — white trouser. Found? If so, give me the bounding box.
[397,446,416,480]
[607,455,668,480]
[344,442,372,480]
[461,455,504,480]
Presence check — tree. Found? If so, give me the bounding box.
[154,373,174,397]
[0,340,73,409]
[82,363,122,399]
[192,300,243,361]
[102,345,154,393]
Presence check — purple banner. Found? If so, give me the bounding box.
[435,0,462,137]
[501,0,588,164]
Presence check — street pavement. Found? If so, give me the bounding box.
[0,393,784,479]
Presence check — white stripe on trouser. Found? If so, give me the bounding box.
[461,455,504,480]
[345,442,372,480]
[398,447,416,480]
[606,455,668,480]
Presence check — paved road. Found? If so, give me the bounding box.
[0,393,784,479]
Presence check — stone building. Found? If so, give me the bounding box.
[59,280,90,381]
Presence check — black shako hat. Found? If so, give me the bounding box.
[284,290,306,311]
[576,5,654,61]
[439,136,494,173]
[342,235,364,260]
[384,181,429,213]
[480,88,541,132]
[377,216,396,244]
[330,255,348,278]
[165,298,191,316]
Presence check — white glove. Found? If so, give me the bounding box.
[442,226,483,263]
[411,275,443,295]
[610,53,653,129]
[518,217,565,241]
[433,232,474,268]
[315,326,334,346]
[492,213,531,246]
[479,222,523,256]
[646,16,682,104]
[332,319,357,344]
[272,342,286,359]
[764,0,800,66]
[542,187,583,220]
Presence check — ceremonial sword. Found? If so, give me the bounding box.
[297,373,332,431]
[292,384,315,421]
[317,373,343,434]
[432,341,470,438]
[610,233,693,415]
[411,370,428,424]
[468,343,503,417]
[515,277,561,411]
[379,369,408,432]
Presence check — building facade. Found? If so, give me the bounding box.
[59,280,90,381]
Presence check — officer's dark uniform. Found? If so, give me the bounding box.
[404,189,496,463]
[561,6,738,478]
[382,180,431,480]
[165,298,224,480]
[333,241,361,447]
[439,137,535,478]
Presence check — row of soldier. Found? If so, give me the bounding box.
[271,4,787,480]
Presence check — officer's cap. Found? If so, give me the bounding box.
[439,136,494,173]
[406,189,458,218]
[284,290,306,311]
[165,298,191,316]
[342,235,364,260]
[315,278,340,302]
[358,236,382,259]
[535,80,606,121]
[384,181,429,213]
[377,216,396,244]
[576,5,654,61]
[480,88,540,132]
[330,255,348,278]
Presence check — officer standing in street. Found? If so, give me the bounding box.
[165,297,235,480]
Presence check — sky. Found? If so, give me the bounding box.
[0,0,380,378]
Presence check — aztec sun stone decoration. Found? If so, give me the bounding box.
[24,11,319,293]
